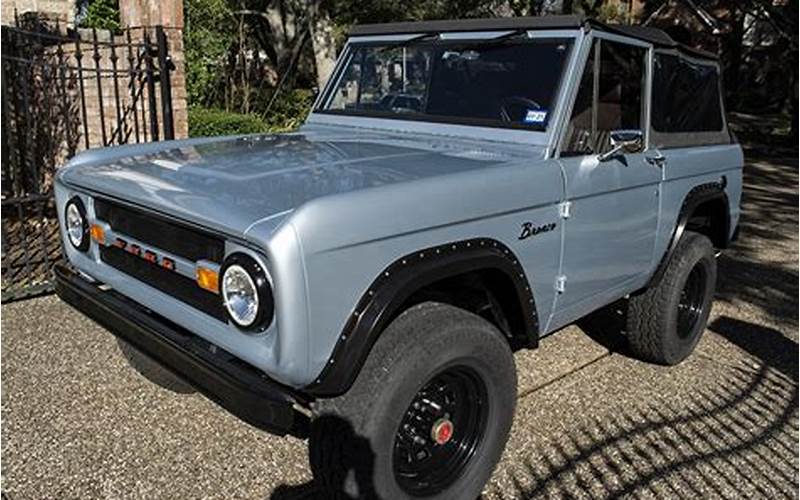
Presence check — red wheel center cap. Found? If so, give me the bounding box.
[431,418,454,445]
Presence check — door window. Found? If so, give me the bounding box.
[562,39,648,156]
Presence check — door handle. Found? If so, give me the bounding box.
[646,154,666,168]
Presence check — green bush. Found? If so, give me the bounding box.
[184,0,233,106]
[188,107,269,137]
[264,89,315,132]
[80,0,121,32]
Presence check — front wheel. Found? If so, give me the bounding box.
[309,302,517,499]
[627,231,717,365]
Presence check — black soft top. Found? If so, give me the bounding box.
[349,15,717,61]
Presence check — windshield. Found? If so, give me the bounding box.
[319,37,573,131]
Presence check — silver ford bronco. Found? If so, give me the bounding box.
[55,15,742,499]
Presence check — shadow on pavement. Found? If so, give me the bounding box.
[487,318,798,498]
[270,415,376,499]
[576,299,629,355]
[709,316,798,380]
[715,152,798,325]
[271,315,799,499]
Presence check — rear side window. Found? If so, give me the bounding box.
[651,54,723,133]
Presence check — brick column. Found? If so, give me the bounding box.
[119,0,183,30]
[119,0,188,139]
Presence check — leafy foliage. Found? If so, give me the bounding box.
[188,107,268,137]
[264,89,315,131]
[79,0,121,32]
[183,0,321,131]
[182,0,797,136]
[596,2,628,23]
[187,88,314,137]
[327,0,508,25]
[184,0,234,106]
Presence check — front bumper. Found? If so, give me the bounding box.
[54,265,309,438]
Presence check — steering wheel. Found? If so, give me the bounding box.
[499,96,542,123]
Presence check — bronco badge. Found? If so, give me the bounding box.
[518,222,556,240]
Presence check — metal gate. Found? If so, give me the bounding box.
[1,14,176,301]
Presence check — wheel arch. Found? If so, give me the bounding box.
[648,178,731,288]
[305,238,539,397]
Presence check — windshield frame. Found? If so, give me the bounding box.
[310,30,580,141]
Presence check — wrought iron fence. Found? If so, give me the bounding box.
[1,14,176,301]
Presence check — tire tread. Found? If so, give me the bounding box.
[309,302,516,498]
[627,231,715,364]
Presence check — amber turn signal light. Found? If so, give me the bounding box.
[196,265,219,294]
[90,224,105,244]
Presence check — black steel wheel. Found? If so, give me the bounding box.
[310,302,517,499]
[677,264,707,337]
[627,231,717,365]
[393,366,489,496]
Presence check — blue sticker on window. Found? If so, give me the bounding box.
[523,109,547,124]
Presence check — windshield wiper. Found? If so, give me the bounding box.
[375,32,440,54]
[490,29,530,44]
[374,29,529,55]
[400,32,440,46]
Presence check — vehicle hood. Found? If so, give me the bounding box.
[59,125,544,237]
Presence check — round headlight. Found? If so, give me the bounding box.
[65,197,89,251]
[222,264,259,326]
[221,253,273,331]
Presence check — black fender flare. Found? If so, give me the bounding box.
[304,238,538,397]
[647,177,730,288]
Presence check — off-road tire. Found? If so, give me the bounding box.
[116,339,195,394]
[309,302,517,499]
[627,231,717,365]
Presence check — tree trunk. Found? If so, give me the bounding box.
[265,3,296,67]
[722,9,745,111]
[791,49,798,137]
[309,8,337,90]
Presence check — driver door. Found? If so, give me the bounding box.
[551,36,661,328]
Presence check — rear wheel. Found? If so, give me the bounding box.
[627,231,717,365]
[309,302,517,499]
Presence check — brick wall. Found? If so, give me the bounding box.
[1,25,186,197]
[119,0,187,139]
[166,28,188,139]
[120,0,183,29]
[1,0,73,26]
[2,0,187,149]
[60,27,188,148]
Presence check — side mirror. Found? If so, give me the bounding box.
[597,129,644,162]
